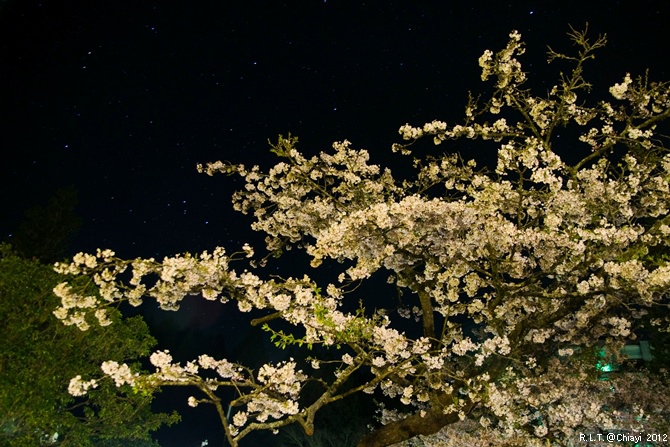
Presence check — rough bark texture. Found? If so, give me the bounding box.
[356,406,464,447]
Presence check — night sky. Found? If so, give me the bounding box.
[2,1,670,446]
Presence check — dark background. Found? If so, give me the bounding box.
[1,1,669,445]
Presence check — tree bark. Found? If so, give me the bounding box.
[417,289,436,340]
[356,404,468,447]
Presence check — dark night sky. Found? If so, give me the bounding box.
[1,1,669,446]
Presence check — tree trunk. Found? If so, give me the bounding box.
[356,405,466,447]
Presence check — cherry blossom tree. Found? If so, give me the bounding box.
[52,27,670,447]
